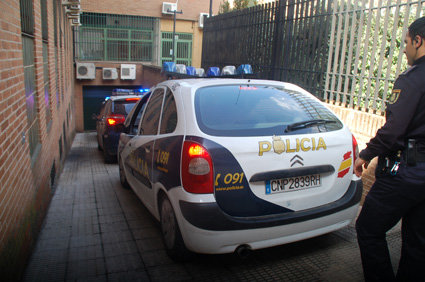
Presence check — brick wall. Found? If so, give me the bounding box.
[327,104,386,201]
[81,0,219,20]
[0,1,75,280]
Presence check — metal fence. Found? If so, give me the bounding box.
[202,0,425,113]
[325,0,424,113]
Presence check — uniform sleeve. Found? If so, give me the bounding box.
[359,75,421,161]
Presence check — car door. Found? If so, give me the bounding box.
[152,88,183,193]
[122,88,165,213]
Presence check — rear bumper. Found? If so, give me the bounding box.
[179,179,362,231]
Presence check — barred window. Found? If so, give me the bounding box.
[20,0,40,158]
[53,0,60,108]
[75,13,157,62]
[41,0,51,128]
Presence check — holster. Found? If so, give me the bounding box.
[376,154,400,177]
[405,139,417,166]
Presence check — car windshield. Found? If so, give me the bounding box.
[113,100,139,116]
[194,84,342,137]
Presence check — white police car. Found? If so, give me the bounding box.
[118,66,362,260]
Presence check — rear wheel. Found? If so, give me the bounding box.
[102,138,115,163]
[103,149,115,163]
[118,156,130,189]
[160,195,193,261]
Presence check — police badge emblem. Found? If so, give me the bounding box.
[388,89,401,104]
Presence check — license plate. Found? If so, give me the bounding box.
[265,174,321,194]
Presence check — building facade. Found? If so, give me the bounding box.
[74,0,220,132]
[0,0,76,279]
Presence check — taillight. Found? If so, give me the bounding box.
[352,134,359,165]
[106,114,126,126]
[125,97,140,101]
[181,141,213,194]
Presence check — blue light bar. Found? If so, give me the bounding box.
[163,62,176,72]
[186,66,196,76]
[236,64,253,75]
[207,67,220,77]
[139,88,150,93]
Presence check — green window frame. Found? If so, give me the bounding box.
[75,13,156,62]
[160,32,193,66]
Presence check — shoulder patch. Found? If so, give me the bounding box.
[401,65,417,76]
[387,89,401,104]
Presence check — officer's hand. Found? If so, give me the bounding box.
[354,158,368,177]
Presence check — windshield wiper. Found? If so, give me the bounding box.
[284,119,337,133]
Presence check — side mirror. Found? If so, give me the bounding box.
[92,113,99,121]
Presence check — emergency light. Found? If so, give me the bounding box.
[162,63,253,78]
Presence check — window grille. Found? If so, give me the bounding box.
[74,12,157,62]
[20,0,40,157]
[41,0,51,128]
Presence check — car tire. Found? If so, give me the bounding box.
[103,148,115,163]
[119,156,130,189]
[102,138,115,163]
[160,195,193,262]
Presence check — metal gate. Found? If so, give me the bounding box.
[160,32,192,66]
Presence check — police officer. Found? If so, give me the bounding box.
[354,16,425,281]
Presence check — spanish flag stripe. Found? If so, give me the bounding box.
[338,159,352,172]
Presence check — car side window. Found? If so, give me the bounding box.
[140,89,164,135]
[99,101,107,117]
[104,100,112,116]
[159,88,177,134]
[124,95,149,135]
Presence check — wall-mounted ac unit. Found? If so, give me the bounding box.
[76,63,95,79]
[199,13,209,28]
[70,18,81,26]
[62,0,80,6]
[162,2,177,14]
[102,68,118,80]
[65,4,81,13]
[66,11,80,19]
[120,64,136,80]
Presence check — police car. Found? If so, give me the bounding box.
[95,89,145,163]
[118,65,362,260]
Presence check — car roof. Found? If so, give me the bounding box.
[157,78,303,92]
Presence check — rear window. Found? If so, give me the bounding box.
[194,84,342,137]
[113,99,139,117]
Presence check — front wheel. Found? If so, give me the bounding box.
[160,195,193,261]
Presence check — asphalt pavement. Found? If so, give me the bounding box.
[22,132,402,282]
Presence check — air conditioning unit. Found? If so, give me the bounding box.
[120,64,136,80]
[65,4,81,13]
[162,2,177,14]
[199,13,209,28]
[66,11,80,19]
[70,18,81,26]
[102,68,118,80]
[76,63,95,79]
[62,0,80,6]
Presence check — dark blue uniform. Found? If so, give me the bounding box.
[356,55,425,281]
